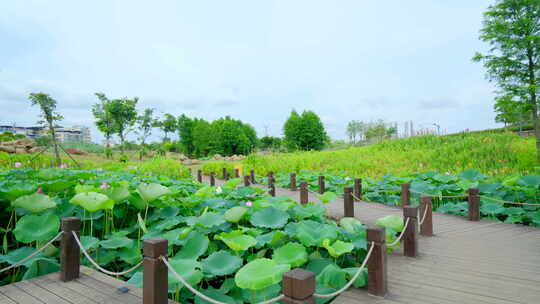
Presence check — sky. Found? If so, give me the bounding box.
[0,0,499,143]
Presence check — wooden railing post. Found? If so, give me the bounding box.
[244,175,251,187]
[143,238,168,304]
[468,188,480,221]
[300,182,308,204]
[234,168,240,178]
[268,171,274,187]
[403,206,418,257]
[354,178,362,202]
[290,173,297,191]
[282,269,316,304]
[60,217,80,282]
[420,196,433,236]
[367,226,387,297]
[344,187,354,217]
[401,183,411,207]
[210,172,216,186]
[318,176,325,194]
[269,177,276,197]
[250,169,256,184]
[222,168,229,181]
[197,170,202,183]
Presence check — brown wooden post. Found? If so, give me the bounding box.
[197,169,202,183]
[401,183,411,207]
[300,181,308,204]
[234,168,240,178]
[244,175,251,187]
[282,269,316,304]
[60,217,80,282]
[403,206,418,257]
[468,188,480,221]
[269,177,276,197]
[354,178,362,202]
[268,171,274,187]
[344,187,354,217]
[250,169,256,184]
[143,238,168,304]
[222,168,229,180]
[210,172,216,186]
[367,226,387,297]
[420,196,433,236]
[290,173,297,191]
[318,176,325,194]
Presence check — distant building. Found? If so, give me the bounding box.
[0,124,92,143]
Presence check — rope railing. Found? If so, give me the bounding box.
[0,231,63,274]
[409,189,467,199]
[313,241,375,299]
[388,218,410,247]
[418,206,429,226]
[72,231,143,276]
[162,256,284,304]
[482,196,540,206]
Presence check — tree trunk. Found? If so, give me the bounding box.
[49,123,61,167]
[119,133,125,154]
[105,134,111,159]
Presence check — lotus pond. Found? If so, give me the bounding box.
[0,168,404,303]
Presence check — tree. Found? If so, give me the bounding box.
[177,114,195,156]
[92,93,116,158]
[259,136,282,151]
[494,95,530,127]
[346,120,366,144]
[106,97,138,154]
[136,108,157,150]
[28,93,63,165]
[283,110,327,151]
[473,0,540,161]
[159,113,178,142]
[192,119,213,157]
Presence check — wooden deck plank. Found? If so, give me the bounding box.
[0,292,17,304]
[14,280,72,304]
[0,284,43,304]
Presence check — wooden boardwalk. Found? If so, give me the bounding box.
[0,266,177,304]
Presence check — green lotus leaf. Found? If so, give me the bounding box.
[272,242,308,267]
[375,215,404,232]
[151,218,182,231]
[137,183,171,203]
[317,191,338,204]
[322,239,354,258]
[80,236,99,250]
[234,258,290,290]
[240,284,281,303]
[195,289,236,304]
[11,193,56,213]
[256,231,287,247]
[202,250,243,276]
[128,193,146,210]
[317,264,347,289]
[0,183,38,201]
[142,228,183,245]
[22,257,59,281]
[174,232,209,259]
[100,236,134,249]
[0,247,45,266]
[118,247,142,264]
[250,207,289,229]
[70,192,115,212]
[292,204,326,220]
[167,258,204,290]
[75,184,99,194]
[215,230,257,251]
[224,206,247,223]
[13,214,60,244]
[102,186,130,202]
[194,186,216,198]
[343,267,368,288]
[339,217,363,233]
[222,178,242,190]
[197,212,225,228]
[295,220,338,247]
[480,202,506,215]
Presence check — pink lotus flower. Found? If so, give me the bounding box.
[100,182,109,189]
[79,179,84,183]
[14,162,22,168]
[36,188,44,194]
[59,163,68,169]
[245,201,253,207]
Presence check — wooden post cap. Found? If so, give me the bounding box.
[283,268,316,300]
[403,206,418,218]
[143,239,168,258]
[367,226,386,243]
[344,187,352,193]
[62,217,81,231]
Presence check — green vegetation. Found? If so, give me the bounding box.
[28,92,64,165]
[0,168,400,302]
[0,132,25,143]
[283,110,327,151]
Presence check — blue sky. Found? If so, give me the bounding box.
[0,0,498,142]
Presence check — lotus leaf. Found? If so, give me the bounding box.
[375,215,404,232]
[11,193,56,213]
[80,236,99,250]
[224,206,247,223]
[234,258,290,290]
[316,264,347,289]
[70,192,114,212]
[272,242,308,267]
[222,178,242,190]
[0,247,45,266]
[240,284,281,303]
[339,217,362,233]
[174,231,209,259]
[202,250,242,276]
[137,183,171,203]
[295,220,338,247]
[22,257,59,280]
[102,186,130,202]
[195,289,236,304]
[14,214,60,243]
[291,204,326,220]
[250,207,289,229]
[343,267,368,288]
[168,258,204,290]
[119,247,142,264]
[317,191,338,204]
[100,236,134,249]
[197,212,225,228]
[194,186,216,198]
[215,230,257,251]
[322,239,354,258]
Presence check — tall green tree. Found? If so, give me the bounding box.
[159,113,178,141]
[106,97,138,154]
[283,110,327,151]
[92,93,116,157]
[192,118,213,157]
[28,93,63,165]
[136,108,157,146]
[177,114,194,156]
[494,95,530,127]
[473,0,540,161]
[283,110,303,151]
